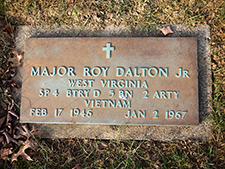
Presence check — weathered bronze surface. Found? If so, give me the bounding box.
[21,37,198,125]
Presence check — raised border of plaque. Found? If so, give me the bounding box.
[15,25,212,140]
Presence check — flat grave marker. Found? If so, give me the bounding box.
[21,37,198,126]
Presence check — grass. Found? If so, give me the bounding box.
[0,0,225,168]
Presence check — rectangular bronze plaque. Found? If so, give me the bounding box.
[21,37,198,125]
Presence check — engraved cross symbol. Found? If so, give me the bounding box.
[102,43,115,58]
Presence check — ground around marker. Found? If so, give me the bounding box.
[1,0,224,168]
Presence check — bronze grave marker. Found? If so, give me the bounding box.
[21,37,198,125]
